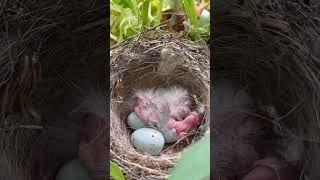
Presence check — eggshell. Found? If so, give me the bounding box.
[127,112,146,130]
[55,159,91,180]
[131,128,165,155]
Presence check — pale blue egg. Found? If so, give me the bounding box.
[127,112,146,130]
[131,128,164,155]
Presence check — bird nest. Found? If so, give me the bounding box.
[214,0,320,179]
[110,30,210,179]
[0,1,106,180]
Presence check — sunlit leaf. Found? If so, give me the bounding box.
[181,0,201,41]
[169,136,210,180]
[141,0,151,25]
[110,161,125,180]
[110,0,209,43]
[162,0,174,11]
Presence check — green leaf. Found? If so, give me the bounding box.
[128,0,139,15]
[141,0,151,25]
[110,33,118,41]
[110,161,126,180]
[162,0,174,11]
[181,0,201,41]
[111,0,208,43]
[169,136,210,180]
[155,0,163,24]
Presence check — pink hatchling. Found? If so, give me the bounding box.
[131,86,203,142]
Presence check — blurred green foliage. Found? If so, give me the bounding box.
[110,0,164,43]
[169,136,210,180]
[110,160,126,180]
[110,0,210,44]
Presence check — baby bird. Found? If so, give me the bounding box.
[213,78,299,180]
[131,86,203,142]
[78,114,107,180]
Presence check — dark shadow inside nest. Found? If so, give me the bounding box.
[213,51,304,179]
[214,33,306,134]
[27,28,106,180]
[213,7,320,177]
[0,1,108,180]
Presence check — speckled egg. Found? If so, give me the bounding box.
[131,128,165,155]
[127,112,146,130]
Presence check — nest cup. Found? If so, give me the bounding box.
[214,1,320,179]
[0,1,106,180]
[110,30,210,179]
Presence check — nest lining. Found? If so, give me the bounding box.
[110,30,210,179]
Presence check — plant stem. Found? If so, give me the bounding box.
[156,0,163,25]
[141,0,151,26]
[169,0,179,30]
[129,0,139,16]
[182,0,201,41]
